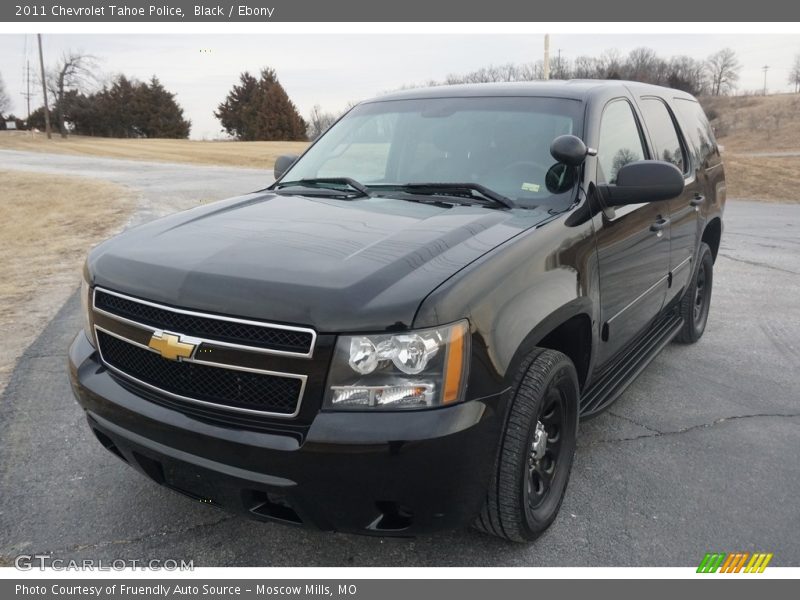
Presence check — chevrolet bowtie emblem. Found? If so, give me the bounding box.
[148,331,197,361]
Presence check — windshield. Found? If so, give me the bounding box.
[279,96,584,208]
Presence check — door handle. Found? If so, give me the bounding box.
[690,194,705,207]
[650,217,670,233]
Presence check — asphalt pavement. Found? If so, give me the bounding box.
[0,150,798,566]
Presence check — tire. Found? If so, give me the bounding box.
[675,242,714,344]
[474,348,579,542]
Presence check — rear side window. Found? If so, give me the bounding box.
[640,98,686,174]
[597,100,646,184]
[673,98,719,167]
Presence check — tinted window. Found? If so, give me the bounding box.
[597,100,646,184]
[640,98,686,173]
[673,98,718,166]
[281,96,583,208]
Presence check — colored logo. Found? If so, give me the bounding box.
[697,552,773,573]
[148,331,198,361]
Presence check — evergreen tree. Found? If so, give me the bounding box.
[29,74,191,138]
[215,68,306,141]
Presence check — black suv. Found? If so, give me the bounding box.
[69,81,724,542]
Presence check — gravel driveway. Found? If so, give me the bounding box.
[1,150,798,567]
[0,149,273,224]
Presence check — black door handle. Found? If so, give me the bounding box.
[690,194,705,207]
[650,217,670,233]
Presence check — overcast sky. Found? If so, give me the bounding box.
[1,33,798,139]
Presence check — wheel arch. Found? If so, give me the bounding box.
[504,300,595,391]
[702,217,722,262]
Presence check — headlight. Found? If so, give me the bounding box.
[80,273,95,347]
[324,320,469,410]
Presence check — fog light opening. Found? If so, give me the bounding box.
[248,490,303,525]
[368,501,414,531]
[91,428,129,464]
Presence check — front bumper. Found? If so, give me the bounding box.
[68,332,503,536]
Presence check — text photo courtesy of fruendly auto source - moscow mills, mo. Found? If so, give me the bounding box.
[0,30,798,569]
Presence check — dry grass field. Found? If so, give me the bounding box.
[0,132,309,169]
[702,94,800,152]
[721,154,800,202]
[0,170,135,391]
[702,94,800,202]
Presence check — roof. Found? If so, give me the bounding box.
[365,80,696,104]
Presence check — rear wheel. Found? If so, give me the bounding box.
[675,242,714,344]
[474,348,579,542]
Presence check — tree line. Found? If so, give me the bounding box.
[27,75,191,138]
[1,51,191,138]
[4,46,800,140]
[405,47,745,98]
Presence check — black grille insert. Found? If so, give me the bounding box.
[94,290,314,354]
[97,331,302,415]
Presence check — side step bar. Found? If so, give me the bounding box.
[580,311,684,419]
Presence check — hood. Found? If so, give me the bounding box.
[89,192,552,332]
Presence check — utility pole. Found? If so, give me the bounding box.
[36,33,51,139]
[557,48,562,79]
[20,60,33,123]
[762,65,770,96]
[543,34,550,80]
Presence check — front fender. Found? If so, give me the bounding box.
[414,211,599,391]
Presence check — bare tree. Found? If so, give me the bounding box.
[518,61,544,81]
[789,54,800,93]
[550,55,571,80]
[307,104,340,140]
[47,51,98,137]
[596,48,623,79]
[706,48,741,96]
[626,47,660,82]
[573,56,597,79]
[0,72,10,115]
[667,55,708,96]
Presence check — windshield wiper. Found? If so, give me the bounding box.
[275,177,370,198]
[379,182,515,209]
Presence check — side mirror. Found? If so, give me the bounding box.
[598,160,684,207]
[550,134,595,167]
[274,154,299,180]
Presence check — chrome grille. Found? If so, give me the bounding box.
[97,331,302,415]
[91,287,315,419]
[94,288,315,357]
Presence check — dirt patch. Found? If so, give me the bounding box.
[0,170,136,392]
[0,131,309,169]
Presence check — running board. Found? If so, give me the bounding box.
[580,312,684,419]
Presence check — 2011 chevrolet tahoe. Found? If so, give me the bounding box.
[69,81,725,542]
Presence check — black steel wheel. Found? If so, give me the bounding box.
[525,386,566,514]
[474,348,579,542]
[676,242,714,344]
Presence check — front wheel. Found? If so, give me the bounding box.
[474,348,579,542]
[675,242,714,344]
